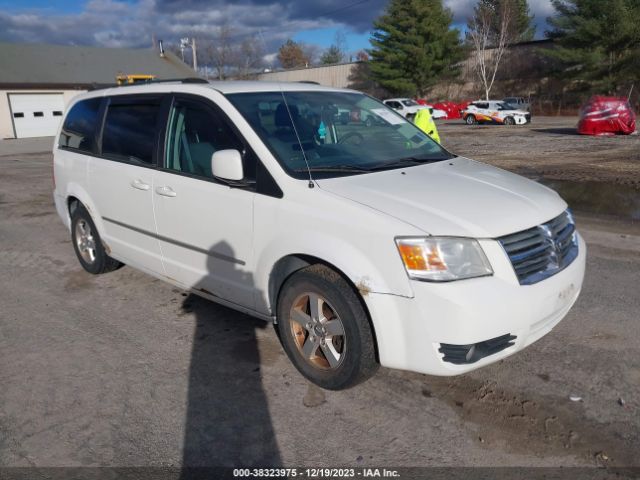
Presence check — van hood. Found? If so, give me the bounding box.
[316,157,566,238]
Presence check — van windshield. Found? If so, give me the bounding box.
[226,91,452,179]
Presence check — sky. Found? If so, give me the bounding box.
[0,0,557,66]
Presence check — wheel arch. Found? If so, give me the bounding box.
[63,184,108,242]
[269,253,380,362]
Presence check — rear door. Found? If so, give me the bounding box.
[152,94,256,308]
[88,94,166,275]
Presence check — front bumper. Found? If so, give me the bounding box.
[364,234,586,376]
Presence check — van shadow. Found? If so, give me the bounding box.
[180,241,281,473]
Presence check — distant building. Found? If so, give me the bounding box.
[0,42,195,139]
[257,62,358,89]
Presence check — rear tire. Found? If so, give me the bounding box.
[465,115,477,125]
[71,204,122,274]
[276,265,378,390]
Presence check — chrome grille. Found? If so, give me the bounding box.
[498,210,579,285]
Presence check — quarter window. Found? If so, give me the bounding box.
[165,100,249,179]
[58,98,102,153]
[101,101,160,165]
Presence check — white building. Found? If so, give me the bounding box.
[0,42,195,139]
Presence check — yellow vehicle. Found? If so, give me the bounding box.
[116,74,156,85]
[414,107,440,144]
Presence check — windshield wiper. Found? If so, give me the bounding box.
[370,156,444,171]
[294,164,373,173]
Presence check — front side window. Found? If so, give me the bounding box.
[164,99,251,180]
[228,91,452,179]
[58,97,102,153]
[101,101,160,165]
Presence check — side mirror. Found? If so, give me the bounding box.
[212,149,244,182]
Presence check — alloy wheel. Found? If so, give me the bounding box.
[289,292,346,370]
[75,219,96,264]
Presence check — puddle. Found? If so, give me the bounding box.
[540,179,640,221]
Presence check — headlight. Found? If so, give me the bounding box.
[395,237,493,282]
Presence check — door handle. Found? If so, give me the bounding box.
[155,186,177,198]
[130,179,150,191]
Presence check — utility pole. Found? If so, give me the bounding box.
[191,38,198,73]
[180,37,189,64]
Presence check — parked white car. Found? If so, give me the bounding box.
[382,98,428,120]
[53,80,585,390]
[429,106,448,120]
[504,96,531,112]
[463,100,531,125]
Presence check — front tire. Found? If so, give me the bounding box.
[71,204,122,274]
[276,265,378,390]
[504,116,515,125]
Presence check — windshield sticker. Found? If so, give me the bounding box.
[371,108,406,125]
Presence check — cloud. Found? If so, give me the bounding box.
[0,0,555,55]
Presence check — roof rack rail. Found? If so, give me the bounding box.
[151,77,209,84]
[89,77,209,91]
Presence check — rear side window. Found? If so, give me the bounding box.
[101,101,160,165]
[59,98,102,153]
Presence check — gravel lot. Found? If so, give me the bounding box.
[1,129,639,474]
[439,116,640,187]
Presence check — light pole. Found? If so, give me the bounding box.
[180,37,198,73]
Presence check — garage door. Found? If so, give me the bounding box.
[9,93,66,138]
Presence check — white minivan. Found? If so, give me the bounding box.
[53,80,586,390]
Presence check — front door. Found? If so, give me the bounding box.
[152,95,256,308]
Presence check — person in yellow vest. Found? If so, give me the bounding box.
[414,107,441,144]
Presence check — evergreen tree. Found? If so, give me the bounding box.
[320,45,344,65]
[369,0,464,96]
[546,0,640,94]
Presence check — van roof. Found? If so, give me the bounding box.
[83,79,354,97]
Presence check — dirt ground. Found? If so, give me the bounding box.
[438,116,640,188]
[0,137,639,477]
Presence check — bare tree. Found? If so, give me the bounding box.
[301,43,320,67]
[467,1,517,100]
[235,38,265,79]
[204,23,237,80]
